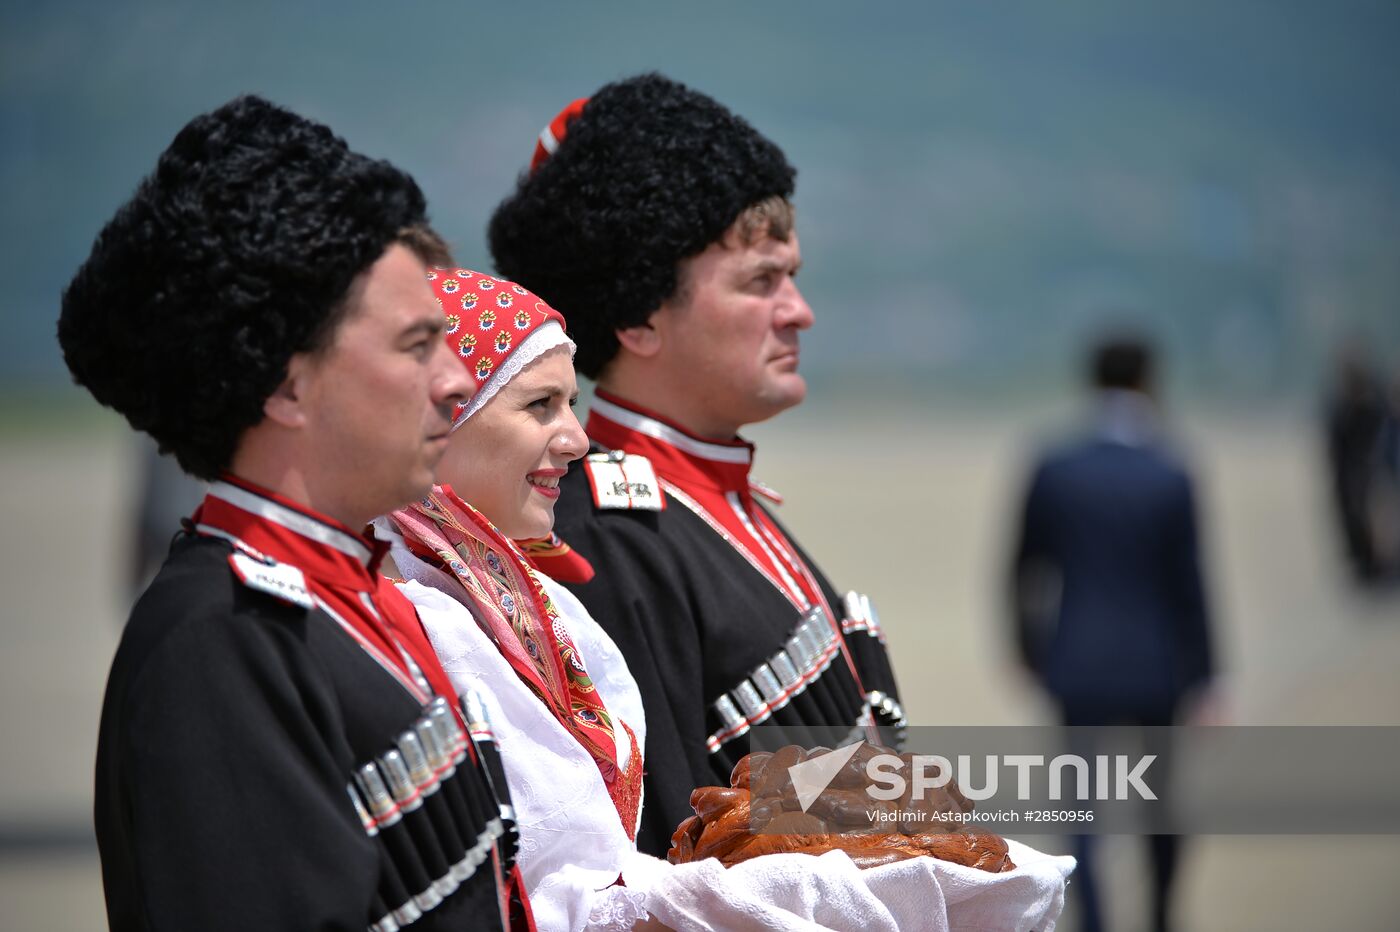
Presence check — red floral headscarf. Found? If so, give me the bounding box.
[426,267,571,429]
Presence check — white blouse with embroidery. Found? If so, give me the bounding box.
[375,518,649,931]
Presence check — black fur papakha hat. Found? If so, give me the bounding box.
[58,95,430,480]
[488,73,796,378]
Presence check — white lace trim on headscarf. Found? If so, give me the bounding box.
[452,320,575,430]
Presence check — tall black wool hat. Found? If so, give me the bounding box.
[58,94,429,479]
[488,72,796,378]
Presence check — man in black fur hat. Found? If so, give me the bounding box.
[490,73,906,857]
[62,96,532,930]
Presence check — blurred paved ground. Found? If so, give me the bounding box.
[2,404,1397,930]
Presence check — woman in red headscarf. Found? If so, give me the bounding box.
[372,267,651,930]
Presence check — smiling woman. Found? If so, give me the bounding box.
[433,343,586,539]
[373,268,655,929]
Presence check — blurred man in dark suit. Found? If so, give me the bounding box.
[1324,346,1391,583]
[1010,335,1215,932]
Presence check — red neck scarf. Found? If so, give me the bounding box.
[389,486,640,837]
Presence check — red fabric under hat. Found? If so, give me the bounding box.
[529,97,589,173]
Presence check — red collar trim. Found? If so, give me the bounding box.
[587,391,753,494]
[195,476,387,589]
[590,390,753,461]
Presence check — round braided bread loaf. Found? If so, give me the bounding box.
[668,746,1014,873]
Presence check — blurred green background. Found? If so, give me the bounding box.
[6,0,1399,400]
[3,2,1398,929]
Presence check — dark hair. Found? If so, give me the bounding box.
[58,95,435,479]
[488,72,796,378]
[1090,336,1155,391]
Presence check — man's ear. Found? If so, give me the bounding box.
[262,352,312,428]
[615,316,663,358]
